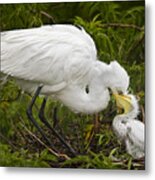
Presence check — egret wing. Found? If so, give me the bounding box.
[1,25,96,87]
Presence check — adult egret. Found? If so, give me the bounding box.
[1,24,129,156]
[113,94,145,159]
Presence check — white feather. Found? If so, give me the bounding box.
[1,24,129,114]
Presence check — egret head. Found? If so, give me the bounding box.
[113,93,139,118]
[109,61,130,94]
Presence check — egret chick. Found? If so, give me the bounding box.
[113,94,145,159]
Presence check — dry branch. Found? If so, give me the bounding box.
[99,23,144,31]
[19,122,70,160]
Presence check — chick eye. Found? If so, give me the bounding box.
[108,88,112,95]
[85,85,89,94]
[118,90,123,95]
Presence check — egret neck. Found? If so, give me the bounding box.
[56,61,129,114]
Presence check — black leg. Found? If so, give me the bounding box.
[39,97,77,157]
[26,85,58,152]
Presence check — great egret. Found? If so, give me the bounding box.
[113,94,145,159]
[1,24,129,156]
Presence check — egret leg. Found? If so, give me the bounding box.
[38,97,77,157]
[26,85,58,152]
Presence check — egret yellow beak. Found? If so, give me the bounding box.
[113,94,133,114]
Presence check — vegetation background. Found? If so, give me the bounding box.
[0,1,145,169]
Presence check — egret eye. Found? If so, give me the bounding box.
[85,85,89,94]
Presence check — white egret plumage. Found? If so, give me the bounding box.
[113,94,145,159]
[1,24,130,156]
[1,24,129,114]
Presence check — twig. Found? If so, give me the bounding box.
[20,122,70,160]
[85,128,94,153]
[140,105,145,124]
[0,132,17,150]
[98,23,144,31]
[40,11,56,23]
[101,119,112,124]
[126,32,144,59]
[93,113,100,133]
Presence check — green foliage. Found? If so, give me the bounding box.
[0,144,59,167]
[0,1,145,169]
[62,151,126,169]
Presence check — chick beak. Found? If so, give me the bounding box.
[113,94,133,114]
[117,106,123,114]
